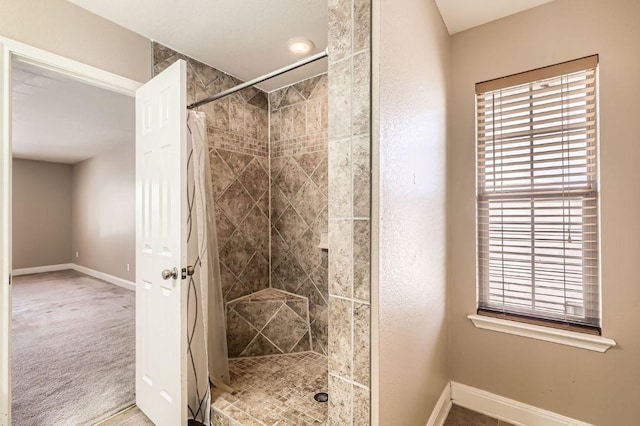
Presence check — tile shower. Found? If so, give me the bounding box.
[153,43,331,424]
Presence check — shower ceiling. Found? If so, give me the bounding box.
[67,0,328,92]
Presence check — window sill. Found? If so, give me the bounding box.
[467,314,616,353]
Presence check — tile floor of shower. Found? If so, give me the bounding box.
[211,351,328,426]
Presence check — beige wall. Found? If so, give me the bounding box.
[72,144,135,282]
[12,159,73,269]
[0,0,151,83]
[448,1,640,424]
[375,0,450,424]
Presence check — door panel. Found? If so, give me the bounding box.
[135,59,187,426]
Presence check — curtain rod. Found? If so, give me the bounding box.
[187,50,328,110]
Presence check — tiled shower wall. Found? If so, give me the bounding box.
[153,43,270,303]
[269,75,329,355]
[327,0,372,423]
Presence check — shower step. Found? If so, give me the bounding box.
[226,288,312,357]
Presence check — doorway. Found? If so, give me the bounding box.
[0,38,142,425]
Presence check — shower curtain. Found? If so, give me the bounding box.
[186,111,230,425]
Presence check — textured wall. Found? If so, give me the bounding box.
[326,0,371,423]
[448,1,640,424]
[72,145,135,281]
[269,74,329,355]
[375,0,450,423]
[153,43,270,304]
[12,159,73,269]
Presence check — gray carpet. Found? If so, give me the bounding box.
[12,270,135,425]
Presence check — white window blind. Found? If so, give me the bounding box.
[476,55,600,329]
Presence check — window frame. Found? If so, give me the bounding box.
[474,55,602,333]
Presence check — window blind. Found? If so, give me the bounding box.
[476,55,600,329]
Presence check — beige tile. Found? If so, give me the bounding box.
[328,374,352,426]
[353,219,370,301]
[307,97,324,135]
[219,232,255,279]
[269,87,286,111]
[352,133,371,217]
[328,219,353,297]
[245,105,258,139]
[270,109,281,141]
[328,296,352,377]
[274,206,307,243]
[353,385,371,426]
[218,148,253,176]
[352,51,371,136]
[353,302,370,386]
[256,107,268,141]
[310,74,329,100]
[239,159,269,202]
[328,59,352,139]
[293,103,307,137]
[328,0,352,63]
[211,408,231,426]
[229,94,244,136]
[354,0,371,52]
[328,138,352,218]
[220,353,328,425]
[209,150,235,195]
[223,405,265,426]
[261,304,309,352]
[281,105,294,140]
[212,98,230,131]
[226,308,259,357]
[293,179,327,226]
[293,75,323,99]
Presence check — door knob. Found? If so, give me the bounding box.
[161,267,178,280]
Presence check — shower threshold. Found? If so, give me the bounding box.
[211,352,328,425]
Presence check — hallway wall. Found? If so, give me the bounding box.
[448,1,640,424]
[72,144,135,282]
[12,159,73,269]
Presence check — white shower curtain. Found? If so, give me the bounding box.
[186,111,230,425]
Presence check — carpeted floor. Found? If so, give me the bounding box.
[12,269,135,425]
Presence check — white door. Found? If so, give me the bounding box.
[135,59,187,426]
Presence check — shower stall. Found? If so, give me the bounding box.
[155,42,331,425]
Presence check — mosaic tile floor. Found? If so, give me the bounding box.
[211,352,328,425]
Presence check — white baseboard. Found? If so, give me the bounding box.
[12,263,74,276]
[12,263,135,291]
[426,382,452,426]
[450,382,592,426]
[71,264,135,291]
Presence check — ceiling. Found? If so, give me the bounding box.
[12,61,134,164]
[67,0,328,92]
[435,0,555,34]
[64,1,554,91]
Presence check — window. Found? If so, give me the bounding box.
[476,56,600,332]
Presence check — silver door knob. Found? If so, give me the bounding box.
[161,267,178,280]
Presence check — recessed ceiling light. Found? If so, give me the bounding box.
[287,38,315,55]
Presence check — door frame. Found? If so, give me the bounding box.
[0,36,143,426]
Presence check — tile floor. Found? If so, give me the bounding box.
[444,404,514,426]
[212,352,328,425]
[103,362,511,426]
